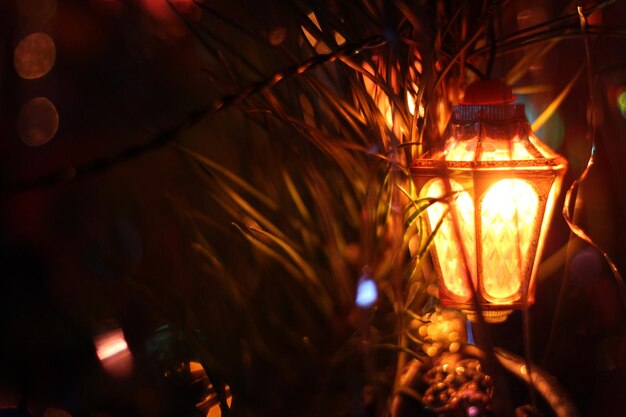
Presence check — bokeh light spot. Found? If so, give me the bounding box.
[43,408,72,417]
[14,32,56,79]
[17,0,57,18]
[570,247,603,286]
[356,276,378,308]
[269,27,287,46]
[467,405,480,417]
[616,89,626,119]
[17,97,59,147]
[140,0,194,20]
[94,328,134,378]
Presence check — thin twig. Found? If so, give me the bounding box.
[3,34,388,194]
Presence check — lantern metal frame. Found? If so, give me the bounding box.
[411,104,567,322]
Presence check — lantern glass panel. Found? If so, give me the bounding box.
[480,179,539,301]
[423,179,476,299]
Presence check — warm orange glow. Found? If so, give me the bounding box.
[362,63,421,132]
[14,32,56,80]
[412,95,567,322]
[198,384,233,417]
[333,31,346,45]
[206,395,233,417]
[140,0,194,19]
[302,12,331,54]
[17,97,59,146]
[423,177,541,304]
[423,179,475,299]
[268,27,287,46]
[437,136,534,162]
[406,86,424,118]
[189,361,204,374]
[481,179,538,300]
[94,329,134,377]
[412,308,467,357]
[96,336,128,360]
[43,408,71,417]
[362,62,393,129]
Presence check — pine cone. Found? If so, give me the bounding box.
[422,355,494,417]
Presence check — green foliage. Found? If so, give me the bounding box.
[129,0,623,415]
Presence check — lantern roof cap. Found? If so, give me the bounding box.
[460,79,515,105]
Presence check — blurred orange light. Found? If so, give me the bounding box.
[43,408,72,417]
[96,335,128,360]
[94,329,134,377]
[17,97,59,147]
[14,32,56,80]
[206,395,232,417]
[197,384,233,417]
[140,0,194,20]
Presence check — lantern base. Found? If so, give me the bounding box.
[463,309,512,323]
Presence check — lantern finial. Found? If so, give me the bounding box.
[460,79,515,105]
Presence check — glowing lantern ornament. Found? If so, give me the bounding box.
[411,79,567,323]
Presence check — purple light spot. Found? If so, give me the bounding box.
[467,405,480,417]
[366,145,379,155]
[570,247,602,286]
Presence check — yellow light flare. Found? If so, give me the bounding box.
[406,87,424,118]
[480,179,538,300]
[362,63,421,133]
[407,91,416,115]
[423,179,476,299]
[361,62,393,129]
[437,136,534,162]
[479,137,534,161]
[440,137,478,161]
[437,100,448,135]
